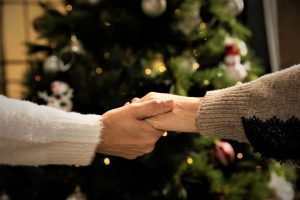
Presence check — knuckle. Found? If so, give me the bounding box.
[146,92,157,100]
[151,99,161,106]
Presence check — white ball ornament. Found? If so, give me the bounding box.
[223,64,247,82]
[43,55,64,73]
[141,0,167,17]
[223,0,244,16]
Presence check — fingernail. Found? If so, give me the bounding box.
[164,99,174,108]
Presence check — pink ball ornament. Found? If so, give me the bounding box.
[213,141,235,166]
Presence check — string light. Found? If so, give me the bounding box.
[158,65,166,72]
[153,60,166,73]
[65,4,73,12]
[203,79,209,85]
[199,22,207,30]
[162,131,168,137]
[174,9,181,16]
[217,72,223,77]
[71,35,77,41]
[237,153,243,159]
[104,158,110,165]
[193,63,200,70]
[96,67,103,74]
[144,68,152,75]
[34,75,41,82]
[187,156,193,165]
[104,52,110,59]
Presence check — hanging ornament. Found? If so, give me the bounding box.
[141,0,167,17]
[66,186,87,200]
[57,34,85,72]
[223,0,244,16]
[0,192,10,200]
[268,172,295,200]
[43,55,65,73]
[62,34,85,55]
[170,53,199,76]
[38,81,74,112]
[213,140,235,166]
[177,1,201,35]
[67,34,85,54]
[225,36,248,56]
[222,43,248,82]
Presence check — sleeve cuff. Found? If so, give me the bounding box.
[196,84,254,143]
[45,114,103,166]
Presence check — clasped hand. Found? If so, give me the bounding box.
[97,92,201,160]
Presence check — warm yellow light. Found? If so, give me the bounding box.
[104,52,110,59]
[199,22,207,30]
[145,68,152,75]
[66,4,73,12]
[72,46,79,52]
[217,72,223,77]
[96,67,103,74]
[159,66,166,72]
[203,79,209,85]
[104,158,110,165]
[175,9,181,16]
[71,35,77,41]
[187,156,193,165]
[193,63,200,70]
[162,131,168,137]
[237,153,243,159]
[104,22,111,26]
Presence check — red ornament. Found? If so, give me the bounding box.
[225,44,240,56]
[213,141,235,166]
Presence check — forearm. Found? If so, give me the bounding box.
[196,65,300,143]
[0,95,102,166]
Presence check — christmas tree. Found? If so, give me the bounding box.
[0,0,296,199]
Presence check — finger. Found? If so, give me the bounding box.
[133,99,174,120]
[124,102,130,106]
[131,97,140,103]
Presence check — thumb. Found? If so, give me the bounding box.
[133,99,174,120]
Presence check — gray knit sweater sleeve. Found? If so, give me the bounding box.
[196,64,300,145]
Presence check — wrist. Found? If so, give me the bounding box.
[177,97,202,132]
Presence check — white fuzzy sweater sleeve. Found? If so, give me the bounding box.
[0,95,102,166]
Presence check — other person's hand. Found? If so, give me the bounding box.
[97,99,174,159]
[129,92,201,133]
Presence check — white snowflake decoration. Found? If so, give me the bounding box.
[38,81,73,112]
